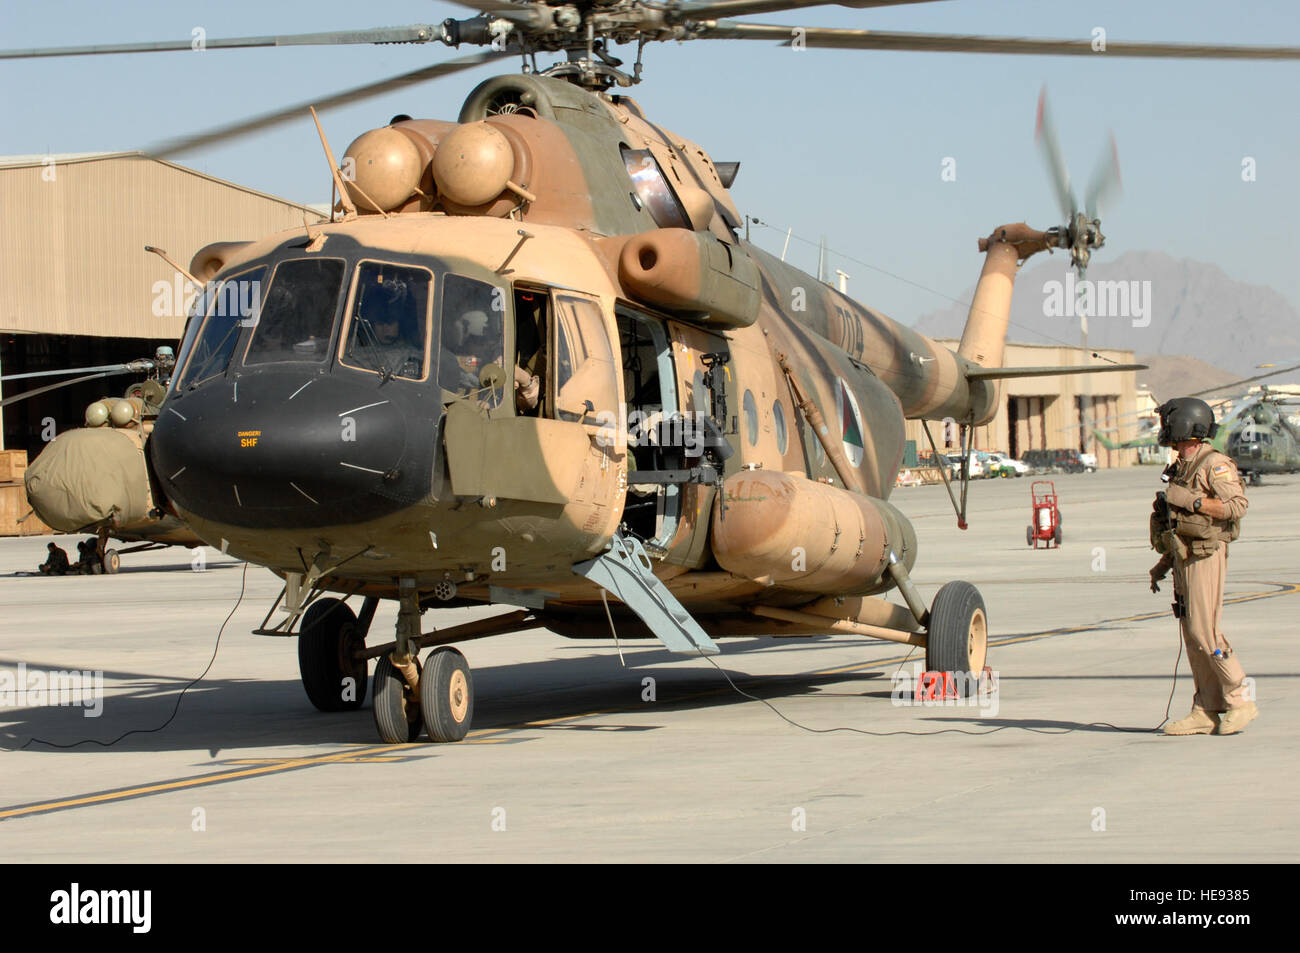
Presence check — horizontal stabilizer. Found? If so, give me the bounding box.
[965,363,1147,380]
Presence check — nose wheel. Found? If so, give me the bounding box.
[373,655,423,743]
[421,647,474,742]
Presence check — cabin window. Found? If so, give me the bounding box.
[743,389,758,446]
[552,293,616,424]
[175,265,267,390]
[621,146,690,229]
[244,258,345,366]
[440,274,506,407]
[340,261,433,381]
[773,400,788,455]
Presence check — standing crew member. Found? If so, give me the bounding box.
[1148,397,1256,735]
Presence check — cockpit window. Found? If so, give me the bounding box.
[244,258,344,366]
[440,274,506,406]
[622,146,690,229]
[175,266,267,391]
[341,261,432,381]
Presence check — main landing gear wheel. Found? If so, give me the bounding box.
[298,598,367,712]
[102,549,121,574]
[925,581,988,697]
[421,647,474,743]
[373,655,422,743]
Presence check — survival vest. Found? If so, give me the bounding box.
[1150,446,1243,558]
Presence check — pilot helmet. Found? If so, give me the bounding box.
[1156,397,1218,446]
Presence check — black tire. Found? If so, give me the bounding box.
[421,647,474,743]
[1054,523,1063,546]
[298,598,367,712]
[102,550,120,574]
[1026,525,1034,546]
[925,581,988,697]
[373,655,422,743]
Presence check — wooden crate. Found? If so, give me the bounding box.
[0,449,28,483]
[0,481,51,536]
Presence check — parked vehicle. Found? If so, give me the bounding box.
[946,453,984,479]
[986,451,1029,477]
[1020,448,1093,474]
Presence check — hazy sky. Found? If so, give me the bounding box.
[3,0,1298,336]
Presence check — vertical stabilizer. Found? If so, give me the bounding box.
[957,224,1054,368]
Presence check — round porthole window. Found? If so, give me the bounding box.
[743,389,758,446]
[773,400,788,455]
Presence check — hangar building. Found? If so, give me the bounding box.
[0,151,324,455]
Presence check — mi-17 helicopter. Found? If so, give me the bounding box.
[1220,387,1300,484]
[8,1,1298,744]
[4,347,204,573]
[1088,362,1300,481]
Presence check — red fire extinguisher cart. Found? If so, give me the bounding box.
[1027,481,1062,548]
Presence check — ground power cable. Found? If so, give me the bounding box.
[694,637,1180,737]
[10,561,249,751]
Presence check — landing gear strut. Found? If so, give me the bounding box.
[373,581,424,743]
[368,582,483,745]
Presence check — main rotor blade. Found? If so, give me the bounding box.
[698,22,1300,59]
[1187,362,1300,398]
[145,51,506,159]
[0,25,446,60]
[0,370,135,408]
[1084,132,1122,220]
[1034,87,1076,222]
[1,361,152,384]
[676,0,943,19]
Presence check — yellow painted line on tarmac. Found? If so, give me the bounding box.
[0,742,420,821]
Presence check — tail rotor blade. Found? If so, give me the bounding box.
[1084,131,1123,220]
[1035,86,1077,221]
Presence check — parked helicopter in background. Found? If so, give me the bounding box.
[12,342,204,573]
[1222,387,1300,484]
[8,1,1297,744]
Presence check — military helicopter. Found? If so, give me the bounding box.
[1220,387,1300,485]
[9,2,1297,744]
[9,343,205,573]
[1087,362,1300,477]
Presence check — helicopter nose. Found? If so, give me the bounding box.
[25,427,154,532]
[149,372,439,530]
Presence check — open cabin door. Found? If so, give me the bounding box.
[442,287,618,506]
[612,306,734,562]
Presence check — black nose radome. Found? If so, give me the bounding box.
[150,372,438,529]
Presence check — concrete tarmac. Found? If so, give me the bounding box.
[1,466,1296,862]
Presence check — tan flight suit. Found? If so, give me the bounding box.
[1158,443,1251,712]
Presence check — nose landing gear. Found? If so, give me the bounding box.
[368,580,479,744]
[290,584,536,744]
